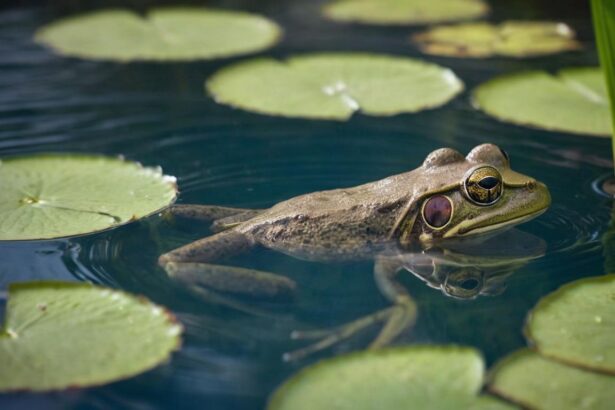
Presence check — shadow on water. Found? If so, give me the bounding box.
[0,0,614,408]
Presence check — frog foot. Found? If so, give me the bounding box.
[283,297,416,361]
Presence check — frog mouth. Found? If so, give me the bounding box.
[444,208,547,238]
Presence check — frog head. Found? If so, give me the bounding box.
[394,144,551,246]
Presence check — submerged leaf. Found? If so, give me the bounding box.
[206,53,463,120]
[323,0,488,25]
[35,8,281,61]
[489,350,615,410]
[0,154,177,240]
[0,282,182,392]
[525,274,615,373]
[268,346,515,410]
[412,21,581,58]
[473,68,612,137]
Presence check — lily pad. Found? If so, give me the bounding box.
[35,8,281,61]
[0,282,182,392]
[268,346,515,410]
[323,0,489,25]
[0,154,177,240]
[489,350,615,410]
[525,274,615,373]
[206,53,463,120]
[412,21,581,58]
[473,68,612,137]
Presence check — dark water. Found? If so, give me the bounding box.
[0,0,613,409]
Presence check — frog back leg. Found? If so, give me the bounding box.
[158,229,296,312]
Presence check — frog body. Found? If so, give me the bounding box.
[159,144,550,360]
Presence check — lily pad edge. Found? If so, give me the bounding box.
[0,280,183,393]
[0,152,178,242]
[523,273,615,375]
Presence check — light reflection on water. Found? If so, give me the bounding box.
[0,0,613,409]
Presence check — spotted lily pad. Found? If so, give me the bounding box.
[323,0,489,25]
[489,350,615,410]
[412,21,581,58]
[525,274,615,373]
[35,8,281,61]
[268,346,515,410]
[206,53,463,120]
[0,154,177,240]
[0,282,182,392]
[473,68,612,137]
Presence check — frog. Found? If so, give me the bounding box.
[158,143,550,360]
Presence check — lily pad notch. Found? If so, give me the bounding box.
[206,53,464,120]
[0,154,177,240]
[35,8,282,61]
[0,281,182,392]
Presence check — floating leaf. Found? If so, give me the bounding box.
[489,350,615,410]
[412,21,581,58]
[0,282,182,392]
[0,154,177,240]
[473,68,612,137]
[35,8,281,61]
[268,346,515,410]
[206,53,463,120]
[323,0,488,25]
[525,274,615,373]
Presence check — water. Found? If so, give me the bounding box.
[0,0,613,408]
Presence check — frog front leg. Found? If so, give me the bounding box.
[284,255,417,361]
[159,229,296,313]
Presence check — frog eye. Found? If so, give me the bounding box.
[422,195,453,229]
[463,166,503,205]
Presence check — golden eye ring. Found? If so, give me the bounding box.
[462,165,503,206]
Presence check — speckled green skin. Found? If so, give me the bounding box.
[160,143,550,265]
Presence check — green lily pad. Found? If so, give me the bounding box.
[489,350,615,410]
[0,154,177,240]
[0,282,182,392]
[268,346,515,410]
[525,274,615,373]
[35,8,281,61]
[323,0,489,25]
[412,21,581,58]
[206,53,463,120]
[473,68,612,137]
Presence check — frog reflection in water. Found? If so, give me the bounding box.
[158,144,550,359]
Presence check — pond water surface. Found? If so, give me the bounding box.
[0,0,613,409]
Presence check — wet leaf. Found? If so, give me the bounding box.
[0,154,177,240]
[206,53,463,120]
[412,21,581,58]
[35,8,281,61]
[525,274,615,373]
[489,350,615,410]
[268,346,515,410]
[0,282,182,392]
[473,68,612,137]
[323,0,488,25]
